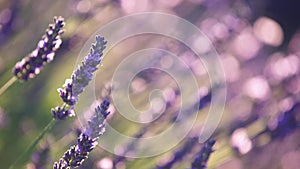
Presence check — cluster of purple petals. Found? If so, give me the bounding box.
[53,100,110,169]
[269,103,300,139]
[52,36,107,120]
[53,133,97,169]
[51,106,75,120]
[190,139,216,169]
[71,36,107,97]
[13,16,65,81]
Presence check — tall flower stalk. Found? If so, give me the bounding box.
[0,16,65,96]
[53,99,110,169]
[52,36,107,120]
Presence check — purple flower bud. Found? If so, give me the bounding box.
[53,100,110,168]
[13,16,65,81]
[57,36,107,108]
[53,159,68,169]
[57,79,77,106]
[53,36,107,120]
[51,106,75,120]
[62,133,97,167]
[190,139,216,169]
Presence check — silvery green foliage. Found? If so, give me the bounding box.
[13,16,65,81]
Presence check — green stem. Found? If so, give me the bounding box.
[8,119,56,169]
[0,76,17,96]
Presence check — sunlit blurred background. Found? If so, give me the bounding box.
[0,0,300,169]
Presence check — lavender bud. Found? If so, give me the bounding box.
[53,100,110,168]
[86,99,110,138]
[57,36,107,107]
[51,106,75,120]
[53,36,107,120]
[53,159,68,169]
[62,133,97,168]
[13,16,65,81]
[58,79,77,106]
[190,139,216,169]
[269,103,300,139]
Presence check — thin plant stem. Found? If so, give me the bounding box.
[8,119,56,169]
[0,76,17,96]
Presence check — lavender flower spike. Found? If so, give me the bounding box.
[52,36,107,120]
[190,139,216,169]
[59,36,107,106]
[13,16,65,81]
[53,100,110,169]
[86,99,110,138]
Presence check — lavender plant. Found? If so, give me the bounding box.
[190,139,216,169]
[0,16,65,96]
[13,16,65,81]
[52,36,107,120]
[8,36,107,169]
[269,103,300,139]
[53,99,110,169]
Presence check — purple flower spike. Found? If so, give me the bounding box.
[72,36,107,97]
[86,99,110,138]
[13,16,65,81]
[53,36,107,120]
[53,159,68,169]
[58,36,107,106]
[62,133,97,167]
[57,79,77,106]
[53,100,110,169]
[190,139,216,169]
[51,106,75,120]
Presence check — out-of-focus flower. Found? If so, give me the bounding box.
[52,36,107,120]
[156,137,198,169]
[243,76,270,101]
[69,36,107,99]
[27,145,50,169]
[85,99,110,138]
[253,17,284,47]
[53,100,110,169]
[13,16,65,81]
[51,106,75,120]
[269,103,300,139]
[97,157,113,169]
[190,139,216,169]
[231,128,252,154]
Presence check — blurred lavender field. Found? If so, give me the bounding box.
[0,0,299,169]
